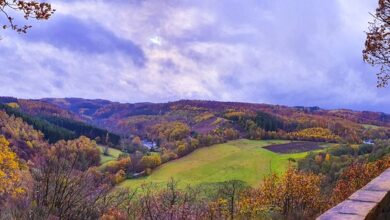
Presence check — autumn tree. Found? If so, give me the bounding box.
[0,0,55,33]
[132,135,142,147]
[137,179,208,219]
[364,0,390,87]
[49,136,101,171]
[239,167,325,219]
[0,136,24,202]
[28,143,112,219]
[288,127,341,142]
[103,156,132,184]
[214,180,248,219]
[330,156,390,206]
[140,153,162,171]
[223,128,240,141]
[150,121,190,143]
[0,109,46,160]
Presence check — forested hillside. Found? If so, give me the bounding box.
[0,99,120,145]
[43,98,390,150]
[2,97,390,219]
[2,97,389,163]
[42,99,390,140]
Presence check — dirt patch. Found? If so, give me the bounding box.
[264,142,322,154]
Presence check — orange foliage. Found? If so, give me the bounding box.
[150,121,190,142]
[49,136,100,171]
[289,127,341,142]
[330,156,390,206]
[104,157,132,175]
[239,167,324,219]
[0,0,55,33]
[140,154,162,169]
[0,110,46,159]
[0,136,24,199]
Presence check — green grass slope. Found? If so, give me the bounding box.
[98,145,122,164]
[121,139,321,189]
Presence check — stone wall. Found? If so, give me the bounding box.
[317,168,390,220]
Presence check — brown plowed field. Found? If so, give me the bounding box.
[264,141,322,153]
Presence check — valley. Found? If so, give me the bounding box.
[1,97,390,219]
[1,1,389,218]
[121,139,329,188]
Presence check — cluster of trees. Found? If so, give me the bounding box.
[41,115,120,145]
[140,153,162,174]
[57,168,327,219]
[238,168,324,219]
[17,99,72,119]
[329,156,390,205]
[102,155,132,184]
[287,127,342,142]
[0,104,120,145]
[221,111,363,143]
[149,121,191,144]
[194,112,215,123]
[363,126,390,140]
[298,139,390,208]
[0,136,24,202]
[0,104,76,143]
[224,111,284,133]
[0,135,122,219]
[0,110,47,160]
[147,121,199,160]
[119,136,148,154]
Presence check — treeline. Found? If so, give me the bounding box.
[40,115,120,145]
[0,104,120,145]
[224,111,285,132]
[0,104,74,143]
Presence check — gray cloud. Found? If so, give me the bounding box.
[0,0,389,112]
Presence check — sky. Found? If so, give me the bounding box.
[0,0,389,112]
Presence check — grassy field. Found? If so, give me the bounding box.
[98,145,122,164]
[362,124,382,129]
[121,139,324,189]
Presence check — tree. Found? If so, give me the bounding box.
[0,0,55,33]
[49,136,101,171]
[363,0,390,87]
[330,157,390,206]
[103,156,132,176]
[214,180,248,219]
[0,136,24,201]
[28,145,112,219]
[238,167,325,219]
[137,179,208,219]
[132,136,142,148]
[140,153,162,170]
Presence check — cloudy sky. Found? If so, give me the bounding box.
[0,0,389,112]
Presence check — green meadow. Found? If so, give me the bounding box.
[121,139,321,189]
[98,145,122,164]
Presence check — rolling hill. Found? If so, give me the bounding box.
[122,139,332,188]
